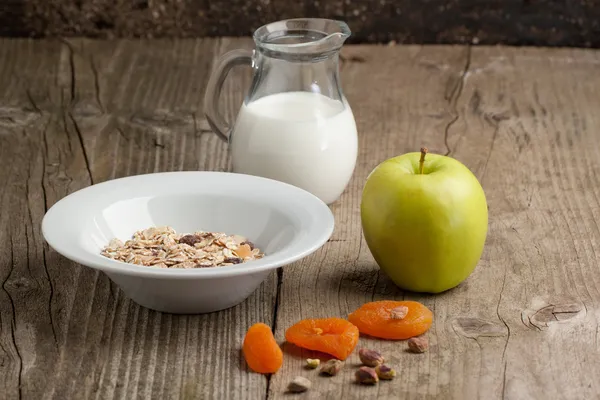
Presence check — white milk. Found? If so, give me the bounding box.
[230,91,358,204]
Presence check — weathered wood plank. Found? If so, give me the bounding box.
[448,46,600,399]
[0,39,66,400]
[269,45,600,399]
[0,38,275,400]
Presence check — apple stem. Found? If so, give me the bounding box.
[419,147,428,174]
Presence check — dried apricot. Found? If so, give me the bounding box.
[348,300,433,340]
[285,318,359,360]
[235,244,253,259]
[243,322,283,374]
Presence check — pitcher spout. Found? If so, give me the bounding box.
[316,19,351,49]
[254,18,351,60]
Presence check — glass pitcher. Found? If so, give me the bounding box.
[204,18,358,205]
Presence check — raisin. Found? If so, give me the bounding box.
[178,234,201,246]
[224,257,242,264]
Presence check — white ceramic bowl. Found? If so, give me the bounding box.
[42,171,334,314]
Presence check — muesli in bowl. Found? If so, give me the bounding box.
[101,226,264,268]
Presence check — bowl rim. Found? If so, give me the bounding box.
[41,171,335,279]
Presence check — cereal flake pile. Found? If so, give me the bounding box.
[101,226,264,268]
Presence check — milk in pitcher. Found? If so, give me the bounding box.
[230,91,358,204]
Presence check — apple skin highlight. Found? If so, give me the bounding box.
[360,150,488,293]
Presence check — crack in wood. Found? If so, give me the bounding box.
[59,111,74,154]
[191,112,212,136]
[25,89,42,115]
[443,45,471,156]
[40,121,50,214]
[4,235,23,400]
[478,110,506,185]
[68,112,94,185]
[89,54,104,113]
[265,267,283,400]
[501,361,508,400]
[24,168,34,279]
[153,138,166,148]
[39,120,59,349]
[60,39,76,106]
[496,260,511,366]
[532,82,548,117]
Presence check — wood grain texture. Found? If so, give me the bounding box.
[1,38,600,400]
[0,37,275,400]
[269,45,600,399]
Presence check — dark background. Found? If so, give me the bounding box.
[1,0,600,47]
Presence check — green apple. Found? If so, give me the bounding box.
[361,148,488,293]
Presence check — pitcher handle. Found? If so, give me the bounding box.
[203,49,254,142]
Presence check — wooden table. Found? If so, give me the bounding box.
[1,38,599,400]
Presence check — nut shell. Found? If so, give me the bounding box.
[358,348,385,367]
[355,366,379,384]
[287,376,312,393]
[408,336,429,353]
[320,359,344,376]
[375,364,396,380]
